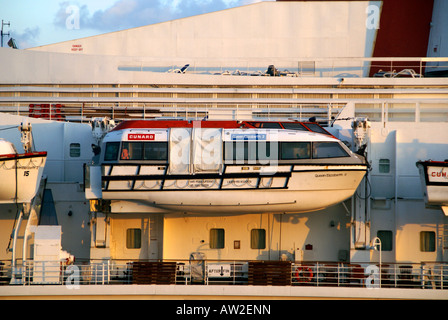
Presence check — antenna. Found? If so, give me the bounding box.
[1,20,11,47]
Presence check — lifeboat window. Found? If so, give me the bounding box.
[144,142,168,160]
[247,122,282,129]
[260,122,282,129]
[312,142,349,158]
[121,142,143,160]
[120,142,168,161]
[250,229,266,249]
[210,228,225,249]
[224,141,253,161]
[224,141,277,162]
[282,122,308,131]
[280,142,311,160]
[304,123,330,135]
[104,142,120,161]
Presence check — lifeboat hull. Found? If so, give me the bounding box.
[416,160,448,208]
[98,164,367,214]
[0,152,47,204]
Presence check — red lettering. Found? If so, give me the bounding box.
[128,133,155,140]
[431,171,448,178]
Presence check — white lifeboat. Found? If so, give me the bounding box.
[416,160,448,216]
[86,120,368,214]
[0,139,47,204]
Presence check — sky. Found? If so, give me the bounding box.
[0,0,273,49]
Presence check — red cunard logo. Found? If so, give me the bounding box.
[128,134,155,140]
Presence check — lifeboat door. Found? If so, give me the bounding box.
[168,127,223,175]
[192,127,223,173]
[168,128,192,175]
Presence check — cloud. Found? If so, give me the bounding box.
[53,0,270,32]
[10,27,41,49]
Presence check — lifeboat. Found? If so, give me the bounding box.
[85,120,368,214]
[0,139,47,204]
[416,160,448,216]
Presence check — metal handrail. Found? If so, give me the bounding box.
[0,99,447,124]
[1,259,447,289]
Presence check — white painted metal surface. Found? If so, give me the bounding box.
[29,1,380,66]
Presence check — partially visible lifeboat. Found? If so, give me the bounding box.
[85,120,368,214]
[416,160,448,216]
[0,139,47,204]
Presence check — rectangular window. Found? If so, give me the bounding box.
[126,228,142,249]
[210,228,225,249]
[304,123,330,135]
[260,122,282,129]
[247,122,281,129]
[224,142,277,162]
[280,142,311,160]
[281,122,308,131]
[121,142,143,160]
[312,142,349,159]
[69,143,81,157]
[104,142,120,161]
[144,142,168,160]
[377,230,393,251]
[250,229,266,249]
[121,142,168,161]
[379,159,391,173]
[420,231,436,252]
[257,142,276,161]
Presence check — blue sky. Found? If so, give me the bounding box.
[1,0,272,49]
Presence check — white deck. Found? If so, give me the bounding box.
[1,284,447,300]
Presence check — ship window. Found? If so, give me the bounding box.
[104,142,120,161]
[282,122,308,131]
[420,231,436,252]
[121,142,168,161]
[126,228,141,249]
[250,229,266,249]
[210,228,225,249]
[280,142,311,160]
[69,143,81,157]
[313,142,349,158]
[377,230,393,251]
[379,159,390,173]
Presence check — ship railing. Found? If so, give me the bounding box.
[1,98,448,125]
[117,57,448,78]
[290,262,448,289]
[1,259,447,289]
